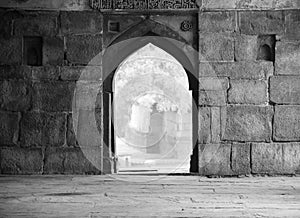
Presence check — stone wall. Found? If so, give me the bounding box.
[0,0,300,175]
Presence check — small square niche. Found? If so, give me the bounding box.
[23,36,43,66]
[257,35,276,62]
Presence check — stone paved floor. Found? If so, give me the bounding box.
[0,175,300,217]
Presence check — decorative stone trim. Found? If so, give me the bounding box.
[90,0,198,10]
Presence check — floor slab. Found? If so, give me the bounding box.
[0,175,300,217]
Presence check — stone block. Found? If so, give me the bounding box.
[201,0,237,9]
[20,112,66,147]
[274,106,300,141]
[270,76,300,104]
[198,107,211,144]
[239,11,284,35]
[199,61,273,79]
[32,66,59,80]
[283,142,300,174]
[211,107,221,143]
[199,33,234,61]
[33,81,75,112]
[234,34,258,61]
[199,90,226,106]
[0,111,19,146]
[66,35,102,65]
[67,113,78,147]
[43,37,64,66]
[0,66,32,80]
[0,11,22,39]
[199,11,235,33]
[284,10,300,41]
[275,41,300,76]
[74,81,102,110]
[228,80,267,105]
[231,143,251,175]
[222,106,272,142]
[44,147,101,174]
[0,147,43,174]
[0,80,32,111]
[61,11,102,35]
[13,12,58,36]
[252,143,283,174]
[199,77,229,91]
[199,143,232,176]
[60,66,102,81]
[0,37,22,65]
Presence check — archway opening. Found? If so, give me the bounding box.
[113,43,193,174]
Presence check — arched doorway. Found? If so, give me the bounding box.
[113,43,193,173]
[102,20,199,174]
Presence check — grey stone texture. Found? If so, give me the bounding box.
[66,34,102,64]
[199,90,226,106]
[43,37,64,66]
[228,80,267,105]
[270,76,300,104]
[33,81,75,112]
[0,147,43,174]
[234,34,258,61]
[239,11,284,35]
[231,143,251,175]
[252,142,300,174]
[222,106,273,142]
[20,112,67,147]
[199,61,273,79]
[199,11,235,33]
[284,11,300,41]
[199,33,234,61]
[274,106,300,141]
[0,37,22,65]
[275,41,300,76]
[198,107,211,144]
[0,111,20,146]
[0,80,32,111]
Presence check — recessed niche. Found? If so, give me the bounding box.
[257,35,275,62]
[108,21,120,33]
[23,36,43,66]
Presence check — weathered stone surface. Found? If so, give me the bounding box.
[32,66,59,80]
[61,11,102,35]
[199,11,235,32]
[252,142,300,174]
[284,11,300,40]
[44,147,101,174]
[270,76,300,104]
[274,106,300,141]
[20,112,66,147]
[0,147,43,174]
[33,81,75,112]
[0,0,90,10]
[275,41,300,76]
[222,106,272,142]
[43,37,64,66]
[66,35,102,65]
[199,33,234,61]
[74,81,102,110]
[228,80,267,105]
[14,12,58,36]
[199,61,273,79]
[239,11,284,35]
[283,142,300,174]
[0,66,32,80]
[199,90,226,106]
[0,111,19,146]
[199,77,229,91]
[201,0,237,9]
[199,143,232,176]
[252,143,283,174]
[0,80,32,111]
[0,11,22,39]
[0,37,22,65]
[211,107,221,143]
[67,113,78,147]
[198,107,211,144]
[103,15,144,47]
[234,34,258,61]
[231,143,251,175]
[60,66,102,81]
